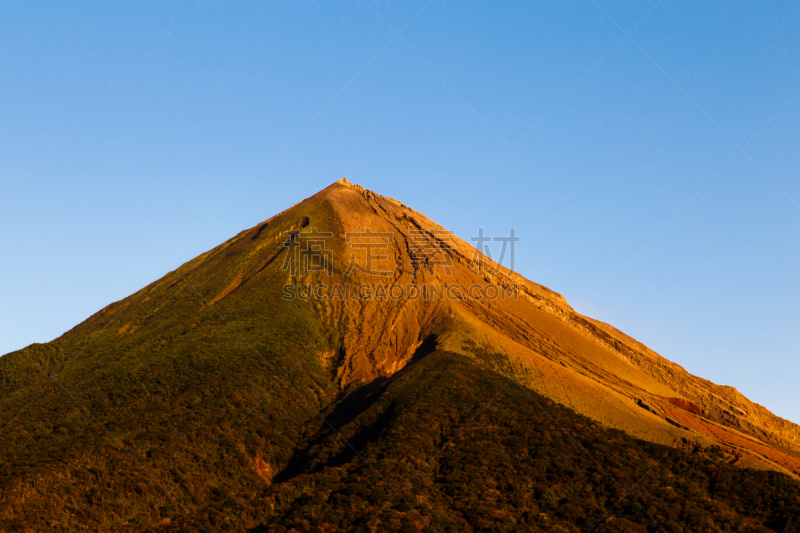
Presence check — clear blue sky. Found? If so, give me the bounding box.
[1,1,799,423]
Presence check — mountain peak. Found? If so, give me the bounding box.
[313,177,367,205]
[327,177,364,193]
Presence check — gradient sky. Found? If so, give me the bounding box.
[1,1,799,423]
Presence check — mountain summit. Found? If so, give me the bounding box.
[1,179,798,531]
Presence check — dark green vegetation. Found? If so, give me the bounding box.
[1,193,799,532]
[3,344,800,532]
[0,199,344,532]
[179,351,800,533]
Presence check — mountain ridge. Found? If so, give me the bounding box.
[1,178,799,531]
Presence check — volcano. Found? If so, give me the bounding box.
[1,179,798,532]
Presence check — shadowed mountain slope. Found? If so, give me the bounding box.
[0,178,798,532]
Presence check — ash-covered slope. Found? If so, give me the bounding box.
[0,178,798,532]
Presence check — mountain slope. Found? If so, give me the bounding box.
[301,178,800,474]
[0,178,798,532]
